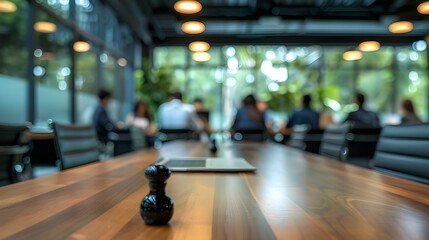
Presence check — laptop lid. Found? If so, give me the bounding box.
[158,157,256,172]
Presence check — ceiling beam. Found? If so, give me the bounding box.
[152,35,424,46]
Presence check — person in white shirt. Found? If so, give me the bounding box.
[158,91,203,131]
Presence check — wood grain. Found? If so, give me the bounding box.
[0,141,428,239]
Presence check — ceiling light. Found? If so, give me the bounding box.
[417,1,429,14]
[117,58,127,67]
[0,1,17,13]
[358,41,380,52]
[343,50,362,61]
[188,41,210,52]
[34,21,57,33]
[388,21,413,34]
[174,0,202,14]
[73,41,90,52]
[192,52,210,62]
[181,21,205,34]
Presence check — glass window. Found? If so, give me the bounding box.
[104,7,120,50]
[190,47,222,67]
[359,48,393,69]
[35,0,69,18]
[76,0,99,35]
[100,51,115,92]
[397,70,428,121]
[152,45,429,129]
[34,12,73,125]
[154,47,187,68]
[0,0,29,123]
[357,70,394,113]
[325,47,354,69]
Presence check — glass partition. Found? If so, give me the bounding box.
[0,0,29,124]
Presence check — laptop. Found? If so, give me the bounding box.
[158,157,256,172]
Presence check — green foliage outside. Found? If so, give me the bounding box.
[135,59,173,120]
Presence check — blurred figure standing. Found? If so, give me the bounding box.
[400,99,422,124]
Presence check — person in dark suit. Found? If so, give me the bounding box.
[344,93,380,128]
[93,89,117,143]
[286,94,320,130]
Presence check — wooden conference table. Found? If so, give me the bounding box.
[0,141,428,239]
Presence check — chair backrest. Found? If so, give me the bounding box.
[345,127,381,159]
[289,124,310,150]
[109,127,147,156]
[108,128,134,156]
[373,123,429,184]
[0,124,28,146]
[289,124,324,154]
[319,123,351,160]
[232,129,266,142]
[0,124,31,186]
[53,123,99,170]
[130,127,146,150]
[158,129,198,142]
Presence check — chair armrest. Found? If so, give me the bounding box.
[0,145,30,155]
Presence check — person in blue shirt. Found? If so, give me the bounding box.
[286,94,320,130]
[231,94,266,131]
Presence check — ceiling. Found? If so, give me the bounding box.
[109,0,429,46]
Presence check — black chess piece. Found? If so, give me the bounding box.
[140,164,174,225]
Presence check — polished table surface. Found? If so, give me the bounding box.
[0,141,428,239]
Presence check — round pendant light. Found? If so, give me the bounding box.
[117,58,127,67]
[181,21,205,34]
[73,41,90,52]
[34,21,57,33]
[358,41,380,52]
[343,50,362,61]
[188,41,210,52]
[174,0,202,14]
[192,52,211,62]
[417,1,429,14]
[388,21,413,34]
[0,1,17,13]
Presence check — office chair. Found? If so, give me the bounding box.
[319,122,351,160]
[289,124,324,154]
[158,129,198,142]
[53,123,99,170]
[231,129,267,142]
[0,124,32,186]
[372,123,429,184]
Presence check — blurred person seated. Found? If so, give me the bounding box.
[158,91,203,134]
[400,99,422,124]
[193,98,204,112]
[344,93,380,128]
[193,98,212,135]
[93,89,121,143]
[127,100,158,146]
[281,94,320,135]
[231,95,271,140]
